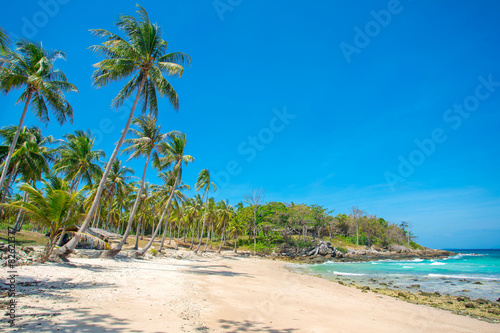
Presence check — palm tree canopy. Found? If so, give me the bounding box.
[0,125,56,183]
[105,159,134,196]
[53,130,105,187]
[0,175,84,234]
[196,169,217,194]
[0,40,78,125]
[89,4,191,114]
[155,132,194,172]
[122,115,165,161]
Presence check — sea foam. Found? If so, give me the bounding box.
[428,274,496,280]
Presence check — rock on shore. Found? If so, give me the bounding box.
[277,241,455,264]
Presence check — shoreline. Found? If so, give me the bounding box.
[281,248,500,323]
[2,248,499,332]
[285,264,500,323]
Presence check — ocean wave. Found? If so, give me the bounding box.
[333,271,365,276]
[449,253,487,259]
[402,266,414,269]
[428,274,497,281]
[430,262,446,266]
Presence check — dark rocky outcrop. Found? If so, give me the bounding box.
[276,241,455,264]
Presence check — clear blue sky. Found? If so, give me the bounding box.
[1,0,500,249]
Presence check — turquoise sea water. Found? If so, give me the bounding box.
[289,249,500,301]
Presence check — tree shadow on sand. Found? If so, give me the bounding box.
[182,268,253,277]
[217,319,298,333]
[1,277,115,300]
[5,305,136,332]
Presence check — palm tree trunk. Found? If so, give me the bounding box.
[168,220,173,244]
[203,221,211,252]
[157,205,173,252]
[189,218,195,250]
[96,203,103,229]
[140,217,145,240]
[134,217,142,250]
[70,174,82,192]
[91,201,100,228]
[118,203,123,234]
[175,223,181,250]
[218,215,227,254]
[183,224,187,243]
[205,222,214,252]
[0,92,32,199]
[108,153,151,255]
[143,168,182,255]
[12,191,28,231]
[158,168,182,251]
[234,237,238,253]
[39,234,58,263]
[57,76,147,258]
[194,189,209,253]
[0,163,19,207]
[104,188,115,231]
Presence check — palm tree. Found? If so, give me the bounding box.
[103,115,165,257]
[53,130,105,190]
[187,196,203,249]
[0,126,55,204]
[0,40,77,201]
[153,133,194,252]
[227,217,244,253]
[217,200,233,253]
[0,176,84,262]
[103,159,133,230]
[194,169,216,253]
[203,198,217,252]
[58,5,191,257]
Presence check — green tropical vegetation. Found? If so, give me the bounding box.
[0,7,419,263]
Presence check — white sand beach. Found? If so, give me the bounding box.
[4,250,500,332]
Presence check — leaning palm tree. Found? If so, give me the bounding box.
[53,130,105,190]
[0,176,84,262]
[57,5,190,257]
[194,169,217,253]
[0,40,77,201]
[153,133,194,252]
[103,115,165,257]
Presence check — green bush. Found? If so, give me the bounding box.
[410,241,424,250]
[336,246,347,253]
[293,239,314,248]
